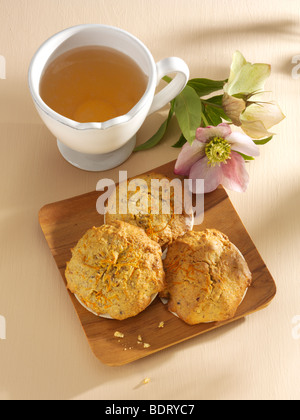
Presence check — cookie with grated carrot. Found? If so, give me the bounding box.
[162,229,252,324]
[65,221,165,320]
[105,173,193,249]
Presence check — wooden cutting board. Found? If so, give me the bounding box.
[38,160,276,366]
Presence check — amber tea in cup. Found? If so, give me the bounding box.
[39,45,148,123]
[29,24,189,171]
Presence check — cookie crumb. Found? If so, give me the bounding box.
[114,331,124,338]
[142,377,151,385]
[143,342,151,348]
[137,334,143,342]
[158,321,164,328]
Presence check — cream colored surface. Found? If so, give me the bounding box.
[0,0,299,400]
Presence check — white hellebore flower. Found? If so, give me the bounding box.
[223,51,285,139]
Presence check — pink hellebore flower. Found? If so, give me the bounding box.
[174,123,259,193]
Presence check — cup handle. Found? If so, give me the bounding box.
[148,57,190,116]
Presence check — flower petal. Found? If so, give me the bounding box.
[222,93,245,126]
[189,157,223,193]
[196,123,232,143]
[221,152,249,192]
[240,120,273,139]
[241,102,285,130]
[174,141,206,176]
[225,51,247,88]
[227,131,260,157]
[226,62,271,96]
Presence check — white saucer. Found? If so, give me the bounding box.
[75,292,158,319]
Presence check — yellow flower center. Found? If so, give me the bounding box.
[205,137,231,166]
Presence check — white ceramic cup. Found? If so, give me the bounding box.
[28,24,189,171]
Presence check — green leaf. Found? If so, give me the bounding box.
[204,95,224,106]
[172,134,187,148]
[134,102,174,152]
[204,105,223,126]
[203,95,232,122]
[187,78,227,97]
[174,85,202,144]
[133,117,169,152]
[238,152,255,161]
[201,94,233,126]
[253,135,273,145]
[162,75,172,84]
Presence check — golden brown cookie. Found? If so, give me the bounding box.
[162,229,252,324]
[105,173,193,249]
[65,220,166,320]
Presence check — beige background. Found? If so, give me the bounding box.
[0,0,299,400]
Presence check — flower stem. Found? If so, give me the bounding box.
[201,112,209,127]
[201,100,224,109]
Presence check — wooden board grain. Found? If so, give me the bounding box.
[38,160,277,366]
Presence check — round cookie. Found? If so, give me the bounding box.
[162,229,252,324]
[105,173,194,249]
[65,220,166,320]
